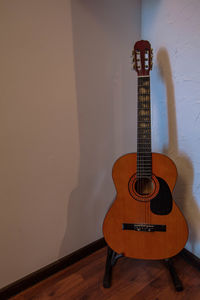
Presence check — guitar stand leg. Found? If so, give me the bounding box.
[164,258,183,292]
[103,246,123,288]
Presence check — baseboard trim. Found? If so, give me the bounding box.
[0,238,106,299]
[180,248,200,271]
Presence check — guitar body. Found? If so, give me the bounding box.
[103,152,188,260]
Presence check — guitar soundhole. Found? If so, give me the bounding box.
[135,178,154,195]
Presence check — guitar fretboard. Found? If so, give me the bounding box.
[137,76,152,178]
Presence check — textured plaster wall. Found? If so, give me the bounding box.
[142,0,200,257]
[0,0,140,288]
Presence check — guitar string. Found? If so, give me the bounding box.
[144,76,147,224]
[138,78,141,222]
[148,76,150,225]
[150,76,152,225]
[145,76,147,224]
[139,76,151,225]
[139,77,143,224]
[141,78,145,224]
[139,77,146,224]
[137,77,141,221]
[138,76,152,224]
[149,76,152,225]
[145,76,148,224]
[144,77,147,224]
[145,77,147,225]
[148,76,152,225]
[146,76,151,225]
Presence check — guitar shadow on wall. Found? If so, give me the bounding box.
[155,48,200,254]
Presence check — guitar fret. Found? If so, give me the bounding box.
[138,152,151,153]
[137,154,151,155]
[138,107,150,112]
[138,121,151,123]
[138,117,150,119]
[136,173,152,175]
[138,120,150,122]
[137,171,152,173]
[137,151,152,153]
[138,101,150,102]
[136,176,152,178]
[138,128,151,130]
[137,152,151,154]
[138,106,150,108]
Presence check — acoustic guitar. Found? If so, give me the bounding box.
[103,40,188,260]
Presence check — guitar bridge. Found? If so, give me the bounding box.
[122,223,166,232]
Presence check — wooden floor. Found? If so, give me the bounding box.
[12,247,200,300]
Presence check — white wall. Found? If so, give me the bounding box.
[142,0,200,258]
[0,0,140,288]
[0,0,80,288]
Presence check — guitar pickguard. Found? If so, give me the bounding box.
[150,177,173,215]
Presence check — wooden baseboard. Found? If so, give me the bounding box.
[0,239,199,299]
[0,238,106,299]
[180,248,200,271]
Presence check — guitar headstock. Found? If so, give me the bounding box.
[132,40,153,76]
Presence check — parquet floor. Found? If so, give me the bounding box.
[12,247,200,299]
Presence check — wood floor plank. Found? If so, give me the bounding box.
[11,247,200,300]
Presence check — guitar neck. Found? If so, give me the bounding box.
[137,76,152,178]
